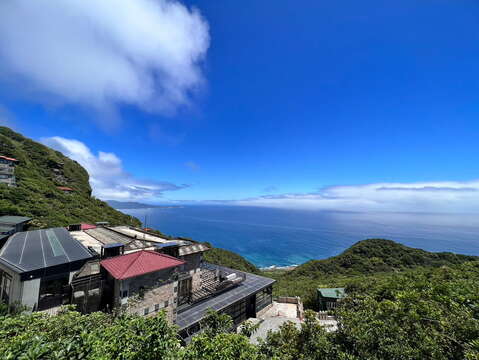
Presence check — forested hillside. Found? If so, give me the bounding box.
[270,239,478,308]
[0,127,140,228]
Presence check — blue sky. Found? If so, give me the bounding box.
[1,0,479,212]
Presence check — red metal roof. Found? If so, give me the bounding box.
[0,155,18,162]
[80,223,96,230]
[100,250,185,280]
[57,186,74,191]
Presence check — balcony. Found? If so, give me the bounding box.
[178,263,246,311]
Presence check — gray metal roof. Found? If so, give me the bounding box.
[179,243,209,256]
[0,216,32,225]
[0,225,14,234]
[176,266,275,330]
[0,227,93,273]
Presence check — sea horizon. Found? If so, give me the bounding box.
[120,205,479,268]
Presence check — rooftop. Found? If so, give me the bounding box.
[317,288,346,299]
[0,216,32,225]
[57,186,74,191]
[0,155,18,162]
[0,227,93,273]
[179,243,209,256]
[100,250,185,280]
[176,265,275,330]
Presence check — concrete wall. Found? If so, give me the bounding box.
[180,253,202,292]
[0,263,22,307]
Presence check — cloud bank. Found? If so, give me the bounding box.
[42,136,187,200]
[235,181,479,213]
[0,0,209,115]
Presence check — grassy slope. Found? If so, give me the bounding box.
[0,126,140,228]
[270,238,478,308]
[202,242,261,274]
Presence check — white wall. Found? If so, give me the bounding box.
[21,278,41,311]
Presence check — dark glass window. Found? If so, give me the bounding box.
[255,287,273,313]
[0,271,12,304]
[224,299,247,326]
[38,273,70,311]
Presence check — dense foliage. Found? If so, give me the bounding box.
[0,126,140,228]
[203,242,261,274]
[2,261,479,359]
[269,239,478,308]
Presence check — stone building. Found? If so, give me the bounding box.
[0,224,275,342]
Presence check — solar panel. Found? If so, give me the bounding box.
[176,266,275,329]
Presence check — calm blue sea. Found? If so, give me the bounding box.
[123,206,479,268]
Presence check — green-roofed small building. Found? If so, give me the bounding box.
[317,287,346,311]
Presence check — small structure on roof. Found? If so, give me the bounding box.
[0,155,18,187]
[0,215,31,232]
[317,287,346,311]
[57,186,74,193]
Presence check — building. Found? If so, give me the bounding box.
[0,228,93,311]
[57,186,74,194]
[317,287,346,311]
[0,216,31,233]
[0,155,18,186]
[0,223,275,341]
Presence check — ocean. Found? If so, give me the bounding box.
[122,206,479,268]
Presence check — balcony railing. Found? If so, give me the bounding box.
[178,263,246,310]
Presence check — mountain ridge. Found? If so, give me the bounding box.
[0,126,141,228]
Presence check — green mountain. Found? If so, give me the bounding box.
[203,243,260,274]
[0,126,140,228]
[271,238,478,308]
[288,238,478,278]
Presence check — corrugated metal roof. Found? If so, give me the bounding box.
[317,288,346,299]
[179,243,209,256]
[0,216,31,225]
[100,250,185,280]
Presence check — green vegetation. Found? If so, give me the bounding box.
[203,242,261,274]
[269,239,478,308]
[2,261,479,359]
[0,126,140,228]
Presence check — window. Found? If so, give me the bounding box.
[155,304,160,311]
[144,307,149,315]
[38,273,69,311]
[255,287,273,313]
[138,286,145,299]
[174,286,178,293]
[224,299,247,325]
[121,290,128,298]
[164,300,169,308]
[0,271,12,305]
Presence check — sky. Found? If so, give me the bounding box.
[1,0,479,213]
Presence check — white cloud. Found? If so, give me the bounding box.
[0,0,209,117]
[42,136,187,200]
[235,181,479,213]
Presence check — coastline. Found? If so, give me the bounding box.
[260,264,298,272]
